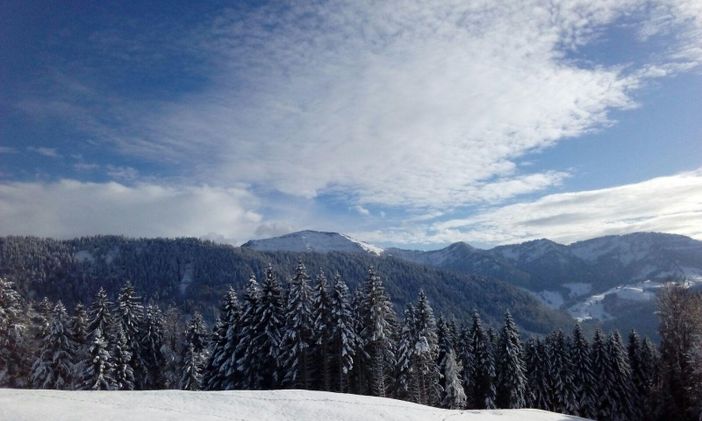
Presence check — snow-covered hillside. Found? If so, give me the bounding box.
[242,230,383,255]
[0,389,587,421]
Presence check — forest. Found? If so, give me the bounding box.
[2,261,701,420]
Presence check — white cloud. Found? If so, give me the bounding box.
[371,168,702,246]
[0,180,262,244]
[27,146,61,158]
[352,205,370,216]
[25,0,702,211]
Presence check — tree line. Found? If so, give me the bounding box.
[1,262,701,420]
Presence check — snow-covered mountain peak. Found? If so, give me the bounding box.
[242,230,384,255]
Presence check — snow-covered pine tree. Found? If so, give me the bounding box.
[495,311,526,409]
[185,312,209,354]
[411,290,440,406]
[140,304,166,389]
[0,277,28,387]
[161,305,184,389]
[467,312,496,409]
[591,329,613,419]
[328,273,360,393]
[394,304,416,401]
[544,330,576,414]
[204,287,240,390]
[525,338,553,410]
[570,323,595,418]
[34,297,53,342]
[70,303,90,388]
[441,348,467,409]
[235,275,262,389]
[31,302,74,389]
[252,265,285,389]
[180,343,204,391]
[359,267,397,397]
[116,281,144,386]
[81,327,115,390]
[458,323,475,408]
[629,330,661,420]
[112,324,135,390]
[350,287,369,395]
[88,288,113,343]
[311,271,332,391]
[280,261,315,389]
[436,317,452,402]
[607,331,635,420]
[176,313,209,391]
[639,336,659,415]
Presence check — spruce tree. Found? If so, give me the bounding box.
[70,303,90,388]
[591,329,613,419]
[280,261,314,389]
[394,304,416,401]
[140,304,166,389]
[88,288,113,343]
[328,273,360,393]
[31,302,74,389]
[180,343,204,391]
[544,330,576,414]
[524,337,550,410]
[607,331,635,420]
[161,305,184,389]
[116,281,143,386]
[205,287,240,390]
[495,311,526,409]
[441,348,467,409]
[411,291,440,405]
[235,275,262,389]
[81,327,115,390]
[458,324,475,408]
[436,317,453,402]
[178,313,209,391]
[237,266,285,389]
[0,277,28,387]
[256,266,285,388]
[112,325,135,390]
[570,323,595,418]
[467,312,495,409]
[311,271,332,391]
[359,267,397,397]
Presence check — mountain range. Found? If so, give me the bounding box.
[245,230,702,338]
[3,230,698,339]
[0,235,571,335]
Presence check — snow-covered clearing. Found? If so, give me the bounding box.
[0,389,587,421]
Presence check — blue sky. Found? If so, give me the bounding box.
[1,0,701,249]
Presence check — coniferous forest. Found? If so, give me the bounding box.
[2,262,701,420]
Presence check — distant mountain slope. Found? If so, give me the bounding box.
[0,236,571,334]
[0,389,585,421]
[388,232,702,338]
[243,230,383,255]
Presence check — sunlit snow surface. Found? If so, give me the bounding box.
[0,389,589,421]
[568,277,702,322]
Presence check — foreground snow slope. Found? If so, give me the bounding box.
[0,389,587,421]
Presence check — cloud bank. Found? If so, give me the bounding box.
[0,180,261,244]
[356,168,702,246]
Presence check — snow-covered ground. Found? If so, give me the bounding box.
[0,389,587,421]
[568,277,702,321]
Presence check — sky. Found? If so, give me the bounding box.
[1,0,701,249]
